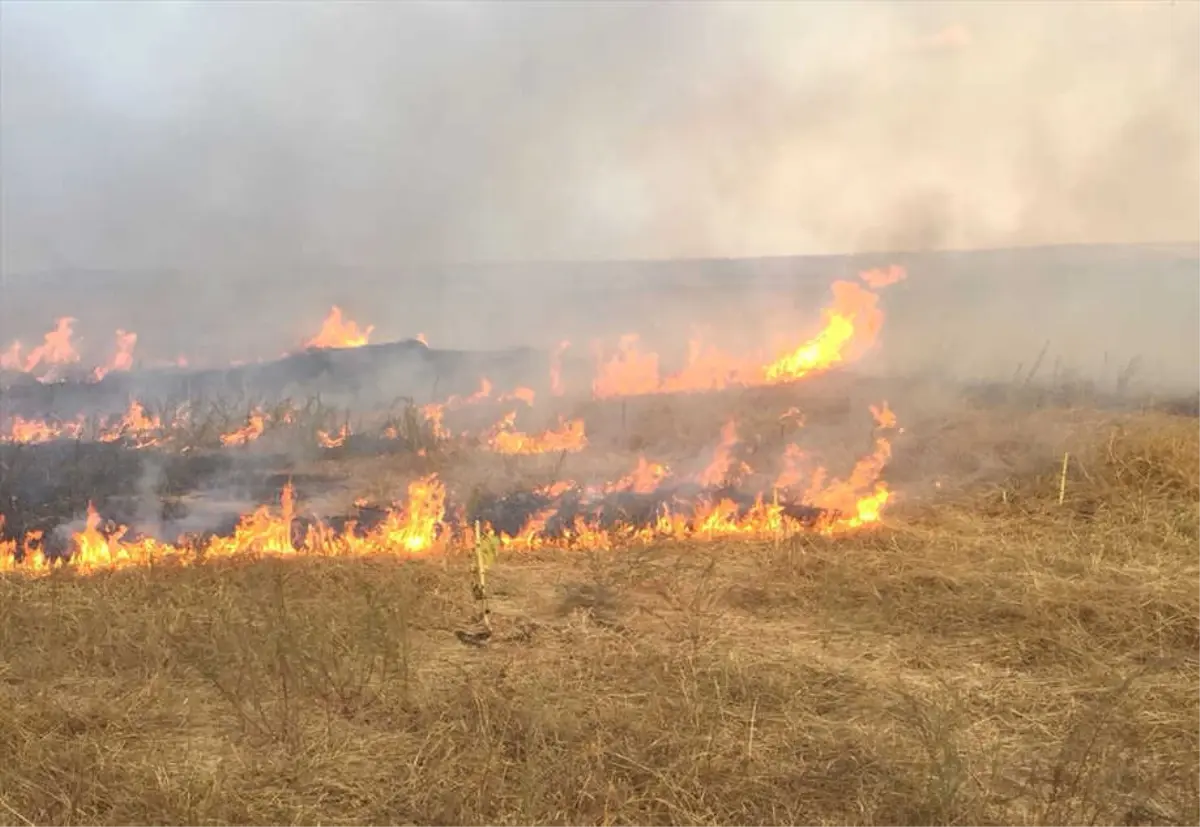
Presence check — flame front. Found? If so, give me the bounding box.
[2,268,907,576]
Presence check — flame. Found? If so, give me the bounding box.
[92,329,138,381]
[2,402,895,576]
[317,424,350,448]
[305,306,374,350]
[220,411,267,447]
[869,401,897,429]
[419,403,450,440]
[3,317,81,378]
[3,476,447,575]
[499,386,537,406]
[592,335,661,398]
[607,455,671,494]
[589,267,905,398]
[697,419,745,488]
[763,280,884,383]
[416,333,428,346]
[486,412,588,455]
[3,415,86,444]
[98,400,163,447]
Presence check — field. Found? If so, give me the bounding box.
[1,373,1197,825]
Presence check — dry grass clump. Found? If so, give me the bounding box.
[0,407,1196,826]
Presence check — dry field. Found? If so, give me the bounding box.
[1,385,1196,826]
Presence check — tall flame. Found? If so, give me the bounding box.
[305,306,374,350]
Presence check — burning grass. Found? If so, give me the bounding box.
[0,400,1196,826]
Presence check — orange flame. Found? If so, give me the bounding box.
[697,419,745,488]
[4,317,81,378]
[3,415,86,444]
[588,267,904,398]
[305,306,374,350]
[98,400,163,447]
[486,412,588,455]
[92,329,137,381]
[220,411,267,447]
[317,424,350,448]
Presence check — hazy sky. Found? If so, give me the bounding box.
[1,0,1197,274]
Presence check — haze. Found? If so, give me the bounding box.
[2,0,1197,276]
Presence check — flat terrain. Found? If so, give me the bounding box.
[1,396,1196,825]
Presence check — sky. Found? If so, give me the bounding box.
[1,0,1197,275]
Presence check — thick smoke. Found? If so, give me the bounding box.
[2,1,1196,273]
[0,1,1197,388]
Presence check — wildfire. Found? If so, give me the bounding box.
[485,412,588,455]
[696,419,746,488]
[591,267,906,398]
[305,306,374,350]
[220,411,267,447]
[3,415,85,444]
[1,475,446,575]
[1,400,897,577]
[1,317,81,379]
[317,424,350,448]
[92,329,138,381]
[1,268,909,577]
[98,400,163,447]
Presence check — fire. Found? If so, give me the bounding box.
[98,400,163,447]
[499,386,537,406]
[305,306,374,350]
[3,476,447,575]
[486,412,588,455]
[592,335,661,398]
[607,455,671,494]
[361,475,445,554]
[92,329,138,381]
[2,269,909,577]
[763,279,883,383]
[2,317,81,378]
[220,411,267,447]
[3,415,86,444]
[589,267,906,398]
[317,424,350,448]
[870,401,897,429]
[2,400,895,575]
[696,420,746,488]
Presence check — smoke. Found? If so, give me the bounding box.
[2,1,1196,276]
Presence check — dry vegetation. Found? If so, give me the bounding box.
[0,401,1197,826]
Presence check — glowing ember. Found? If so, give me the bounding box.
[305,306,374,350]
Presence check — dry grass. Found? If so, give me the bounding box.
[0,407,1196,826]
